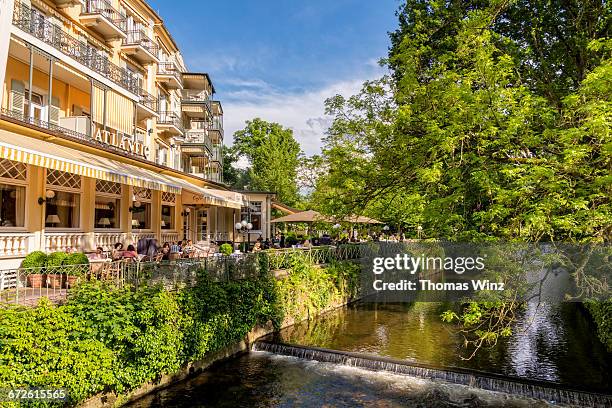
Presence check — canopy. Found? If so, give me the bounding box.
[270,210,332,223]
[271,209,383,225]
[343,215,382,224]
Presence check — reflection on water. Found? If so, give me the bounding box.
[273,302,611,393]
[128,352,548,408]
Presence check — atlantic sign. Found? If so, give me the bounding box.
[93,128,150,158]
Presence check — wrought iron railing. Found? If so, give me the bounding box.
[82,0,127,33]
[158,111,184,132]
[138,88,157,112]
[184,130,213,153]
[0,108,147,161]
[0,244,369,306]
[12,1,138,94]
[123,29,159,56]
[157,62,183,86]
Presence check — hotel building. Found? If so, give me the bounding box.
[0,0,273,269]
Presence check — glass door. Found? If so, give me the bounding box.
[197,209,208,242]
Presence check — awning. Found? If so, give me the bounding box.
[0,129,183,193]
[179,181,245,209]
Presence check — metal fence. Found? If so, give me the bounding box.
[0,245,369,307]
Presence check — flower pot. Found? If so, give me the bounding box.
[27,273,46,288]
[47,274,65,289]
[65,275,80,289]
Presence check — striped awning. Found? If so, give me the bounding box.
[176,178,245,209]
[0,129,182,194]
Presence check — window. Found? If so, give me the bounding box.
[161,192,176,230]
[45,170,81,229]
[95,180,122,229]
[132,187,151,230]
[240,201,262,232]
[0,159,27,228]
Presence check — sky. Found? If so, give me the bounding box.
[148,0,400,156]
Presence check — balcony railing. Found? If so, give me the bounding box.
[158,111,184,132]
[12,1,139,95]
[123,29,159,56]
[184,130,213,152]
[82,0,127,33]
[0,108,146,161]
[157,62,183,86]
[138,88,157,112]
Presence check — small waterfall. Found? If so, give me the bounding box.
[253,341,612,408]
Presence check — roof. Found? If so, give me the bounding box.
[271,201,300,214]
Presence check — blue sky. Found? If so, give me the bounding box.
[148,0,400,155]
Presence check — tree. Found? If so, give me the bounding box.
[233,118,302,205]
[222,146,251,189]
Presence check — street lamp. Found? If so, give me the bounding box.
[417,225,423,239]
[235,220,253,252]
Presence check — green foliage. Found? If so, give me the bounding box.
[0,261,361,404]
[316,0,610,243]
[64,253,89,266]
[21,251,47,269]
[0,299,117,405]
[276,257,360,322]
[585,300,612,352]
[45,252,68,267]
[219,243,233,256]
[233,118,302,205]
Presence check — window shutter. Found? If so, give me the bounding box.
[10,80,25,114]
[49,96,60,124]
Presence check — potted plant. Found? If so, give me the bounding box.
[64,252,89,288]
[219,243,233,257]
[45,252,68,289]
[21,251,47,288]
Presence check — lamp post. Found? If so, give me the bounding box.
[235,220,253,252]
[417,225,423,239]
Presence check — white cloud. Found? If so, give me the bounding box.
[222,76,379,156]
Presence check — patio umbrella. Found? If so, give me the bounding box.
[270,210,333,223]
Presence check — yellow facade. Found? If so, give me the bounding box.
[0,0,274,269]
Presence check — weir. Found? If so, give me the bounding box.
[253,341,612,408]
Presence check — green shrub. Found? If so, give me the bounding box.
[219,243,233,256]
[45,252,68,267]
[585,300,612,352]
[21,251,47,269]
[0,255,362,404]
[64,252,89,266]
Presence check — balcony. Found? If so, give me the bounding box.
[157,111,184,136]
[181,90,211,119]
[157,62,183,89]
[12,1,138,95]
[51,0,81,8]
[182,130,213,157]
[79,0,127,40]
[122,30,159,65]
[136,88,158,119]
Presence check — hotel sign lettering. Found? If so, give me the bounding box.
[93,128,150,158]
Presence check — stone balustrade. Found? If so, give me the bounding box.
[0,233,35,258]
[94,232,128,251]
[160,231,180,243]
[44,233,88,253]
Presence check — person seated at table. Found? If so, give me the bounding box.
[90,247,106,260]
[122,244,138,260]
[183,240,195,257]
[252,241,263,253]
[302,239,312,249]
[111,242,124,260]
[170,241,181,254]
[160,242,171,261]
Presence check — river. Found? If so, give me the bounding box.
[127,301,611,407]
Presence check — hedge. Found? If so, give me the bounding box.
[0,256,360,406]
